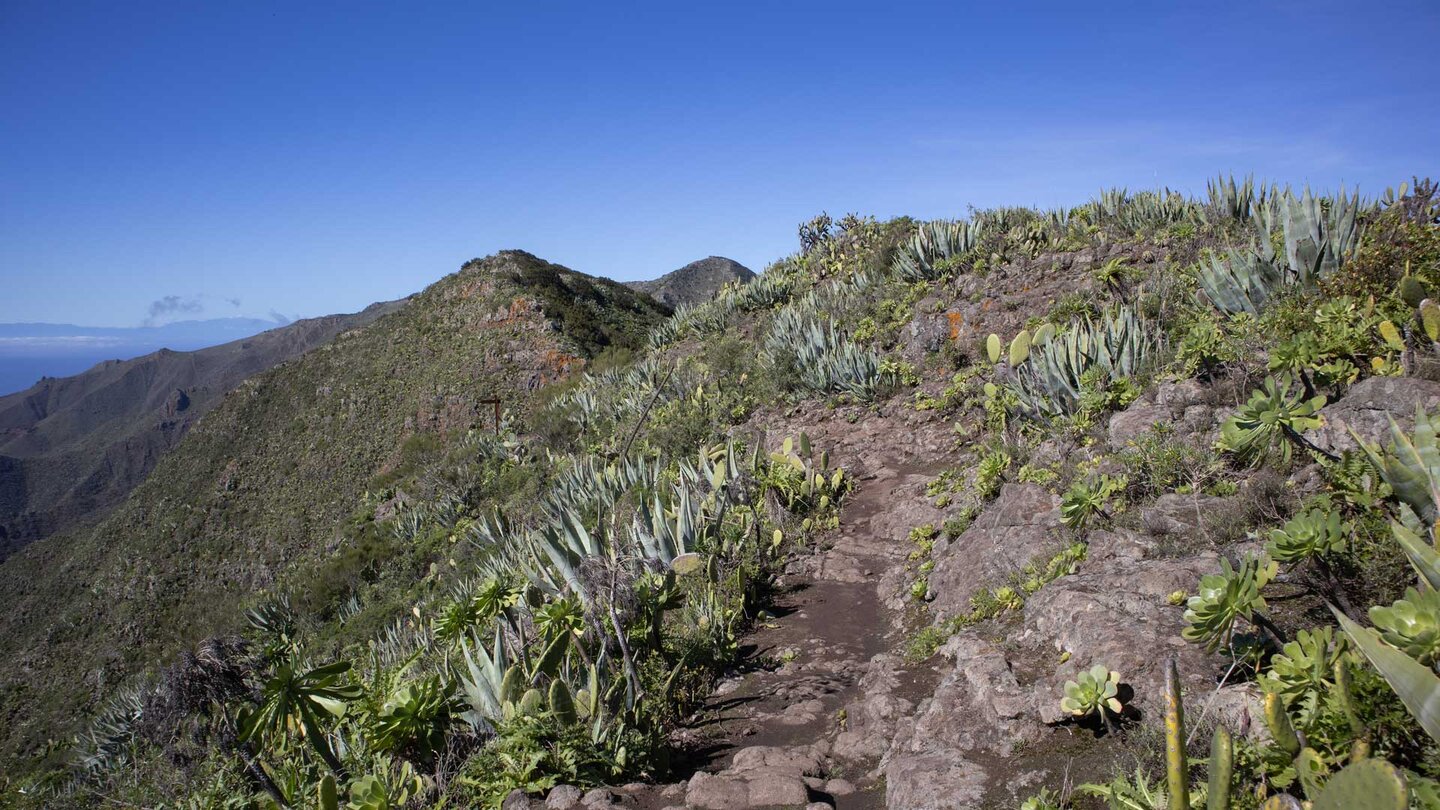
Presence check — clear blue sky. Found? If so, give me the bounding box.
[2,1,1437,326]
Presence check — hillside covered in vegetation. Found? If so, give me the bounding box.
[6,178,1440,810]
[0,299,407,556]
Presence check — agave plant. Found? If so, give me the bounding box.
[764,307,893,400]
[1204,173,1257,223]
[1371,587,1440,669]
[1060,664,1123,720]
[1280,185,1362,284]
[1265,507,1348,564]
[1354,406,1440,528]
[892,219,982,281]
[1010,307,1155,418]
[1182,555,1279,652]
[1217,376,1328,468]
[1198,246,1286,315]
[458,628,509,723]
[76,687,147,773]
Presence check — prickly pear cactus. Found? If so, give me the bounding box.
[986,333,1002,364]
[1009,330,1032,366]
[1207,725,1232,810]
[1312,758,1407,810]
[1163,659,1191,810]
[549,679,578,724]
[318,775,339,810]
[1379,319,1405,351]
[1420,299,1440,343]
[1263,692,1301,757]
[1401,274,1428,308]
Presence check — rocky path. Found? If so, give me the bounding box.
[549,411,971,810]
[618,430,954,810]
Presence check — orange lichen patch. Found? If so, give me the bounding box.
[543,349,583,380]
[479,296,542,329]
[981,299,993,312]
[946,311,964,341]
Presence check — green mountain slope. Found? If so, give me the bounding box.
[0,251,667,765]
[624,256,756,308]
[0,299,407,556]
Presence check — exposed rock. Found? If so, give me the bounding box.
[884,753,989,810]
[1139,493,1228,539]
[899,300,956,365]
[684,745,825,808]
[832,654,913,760]
[1311,376,1440,454]
[1108,379,1215,449]
[927,483,1062,620]
[503,789,535,810]
[728,745,824,776]
[685,772,751,809]
[1021,553,1222,725]
[545,785,583,809]
[581,788,623,808]
[889,636,1044,758]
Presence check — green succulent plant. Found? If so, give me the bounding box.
[1010,306,1155,419]
[1060,474,1126,530]
[1265,507,1348,564]
[892,219,982,281]
[368,674,460,760]
[345,758,425,810]
[1261,627,1350,722]
[1199,246,1286,315]
[1370,587,1440,668]
[1217,376,1327,468]
[1060,664,1123,719]
[1182,555,1278,652]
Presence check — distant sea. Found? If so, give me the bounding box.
[0,353,126,396]
[0,317,290,397]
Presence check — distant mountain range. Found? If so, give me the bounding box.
[0,317,297,395]
[624,256,755,308]
[0,304,406,557]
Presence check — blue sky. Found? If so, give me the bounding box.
[1,1,1437,326]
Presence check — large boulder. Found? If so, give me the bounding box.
[889,635,1045,757]
[831,654,915,761]
[684,745,825,809]
[1107,379,1215,449]
[884,753,990,810]
[1311,376,1440,455]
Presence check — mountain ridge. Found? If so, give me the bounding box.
[0,299,408,556]
[624,255,755,308]
[0,249,669,766]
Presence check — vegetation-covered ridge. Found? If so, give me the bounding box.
[0,250,665,781]
[7,177,1440,810]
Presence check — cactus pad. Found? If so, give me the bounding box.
[1312,758,1407,810]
